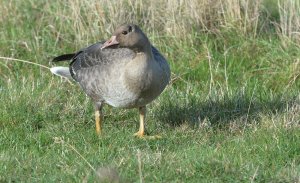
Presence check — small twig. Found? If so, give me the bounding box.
[169,72,189,86]
[0,56,74,83]
[54,137,96,172]
[137,149,144,183]
[250,166,259,183]
[244,81,257,131]
[0,56,50,70]
[67,143,96,172]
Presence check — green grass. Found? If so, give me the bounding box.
[1,0,300,182]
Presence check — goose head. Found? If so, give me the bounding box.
[101,24,151,52]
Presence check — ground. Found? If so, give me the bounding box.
[0,0,299,182]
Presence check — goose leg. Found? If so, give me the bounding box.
[134,106,146,138]
[95,103,103,135]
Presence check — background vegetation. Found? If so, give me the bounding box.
[0,0,299,182]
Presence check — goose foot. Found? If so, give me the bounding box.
[133,131,144,138]
[133,132,162,139]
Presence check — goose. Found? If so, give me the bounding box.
[51,24,170,138]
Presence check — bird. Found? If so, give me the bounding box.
[50,24,170,138]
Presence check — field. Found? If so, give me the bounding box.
[0,0,300,182]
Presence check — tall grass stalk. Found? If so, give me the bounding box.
[1,0,298,49]
[277,0,300,46]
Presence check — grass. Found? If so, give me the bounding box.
[0,0,300,182]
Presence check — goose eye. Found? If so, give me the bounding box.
[122,31,128,35]
[128,26,132,32]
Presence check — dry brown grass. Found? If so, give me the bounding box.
[277,0,300,46]
[48,0,263,38]
[0,0,299,46]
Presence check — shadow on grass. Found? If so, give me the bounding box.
[155,92,298,128]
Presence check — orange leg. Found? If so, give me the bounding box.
[95,103,103,135]
[95,110,102,135]
[134,106,146,138]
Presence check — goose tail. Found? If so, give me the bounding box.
[50,67,72,79]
